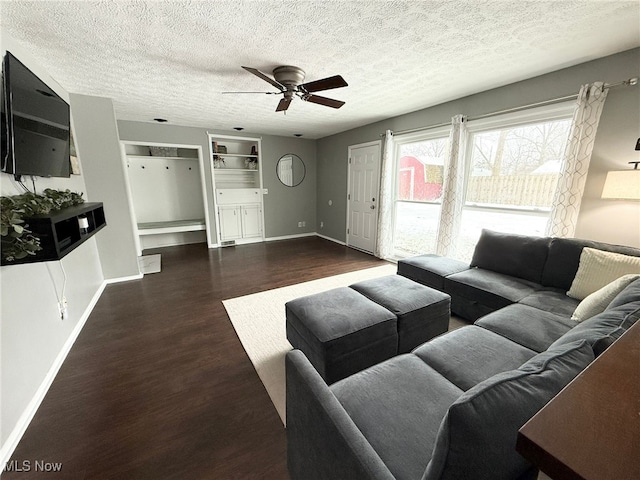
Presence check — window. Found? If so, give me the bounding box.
[391,129,449,258]
[455,105,573,261]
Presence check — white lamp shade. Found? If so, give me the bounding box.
[601,170,640,200]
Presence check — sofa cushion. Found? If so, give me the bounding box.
[397,254,469,290]
[541,237,640,291]
[475,304,575,353]
[423,340,594,480]
[518,288,580,317]
[331,354,463,480]
[608,277,640,309]
[567,248,640,300]
[413,325,537,391]
[470,229,550,284]
[445,268,540,311]
[551,302,640,355]
[572,274,640,322]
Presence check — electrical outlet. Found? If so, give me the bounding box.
[58,298,68,320]
[302,221,306,227]
[320,221,324,228]
[297,221,302,227]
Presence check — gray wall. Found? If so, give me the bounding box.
[117,121,317,241]
[317,48,640,247]
[1,35,104,450]
[71,94,140,279]
[261,136,316,237]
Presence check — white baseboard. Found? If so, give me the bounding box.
[264,232,317,242]
[0,280,107,471]
[315,233,346,245]
[104,273,143,284]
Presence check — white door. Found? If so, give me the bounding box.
[219,205,242,241]
[347,142,381,254]
[241,204,262,238]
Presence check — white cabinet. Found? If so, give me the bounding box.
[218,205,243,241]
[218,204,263,242]
[216,189,263,243]
[241,204,262,238]
[210,134,264,246]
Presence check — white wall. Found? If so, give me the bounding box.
[0,34,105,461]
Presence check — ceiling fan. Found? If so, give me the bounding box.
[224,66,348,112]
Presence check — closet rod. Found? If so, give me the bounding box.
[380,76,638,138]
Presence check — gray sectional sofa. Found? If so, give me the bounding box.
[286,230,640,480]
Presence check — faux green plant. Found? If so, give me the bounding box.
[1,189,84,262]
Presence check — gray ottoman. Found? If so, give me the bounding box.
[397,254,469,290]
[286,287,397,384]
[350,275,451,353]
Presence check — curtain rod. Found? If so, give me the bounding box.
[381,76,638,137]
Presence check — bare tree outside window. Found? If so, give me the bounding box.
[467,119,571,208]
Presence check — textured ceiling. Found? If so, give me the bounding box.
[1,1,639,139]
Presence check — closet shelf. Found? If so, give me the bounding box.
[137,219,206,235]
[127,155,197,161]
[213,154,258,158]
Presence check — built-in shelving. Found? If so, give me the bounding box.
[212,137,261,189]
[210,134,264,246]
[122,142,209,253]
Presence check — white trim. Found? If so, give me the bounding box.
[315,233,347,245]
[104,273,143,284]
[119,142,143,256]
[0,281,107,471]
[264,232,316,242]
[120,141,211,255]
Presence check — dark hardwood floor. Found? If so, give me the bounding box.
[5,237,387,480]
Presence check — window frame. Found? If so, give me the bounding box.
[391,126,451,257]
[461,102,575,214]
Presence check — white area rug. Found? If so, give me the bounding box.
[222,264,397,424]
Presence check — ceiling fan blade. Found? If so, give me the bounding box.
[303,94,345,109]
[221,91,280,94]
[276,97,292,112]
[300,75,348,93]
[242,66,285,91]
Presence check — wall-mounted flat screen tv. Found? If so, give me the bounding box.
[1,51,71,178]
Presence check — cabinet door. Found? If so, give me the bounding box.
[219,206,242,241]
[241,204,262,238]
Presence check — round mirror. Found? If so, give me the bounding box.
[277,153,306,187]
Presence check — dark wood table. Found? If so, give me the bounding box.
[516,319,640,480]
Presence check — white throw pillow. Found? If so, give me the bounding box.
[571,274,640,322]
[567,248,640,300]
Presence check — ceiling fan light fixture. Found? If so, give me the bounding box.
[238,65,347,112]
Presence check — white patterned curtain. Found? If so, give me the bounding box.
[435,115,467,257]
[375,130,394,259]
[546,83,608,238]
